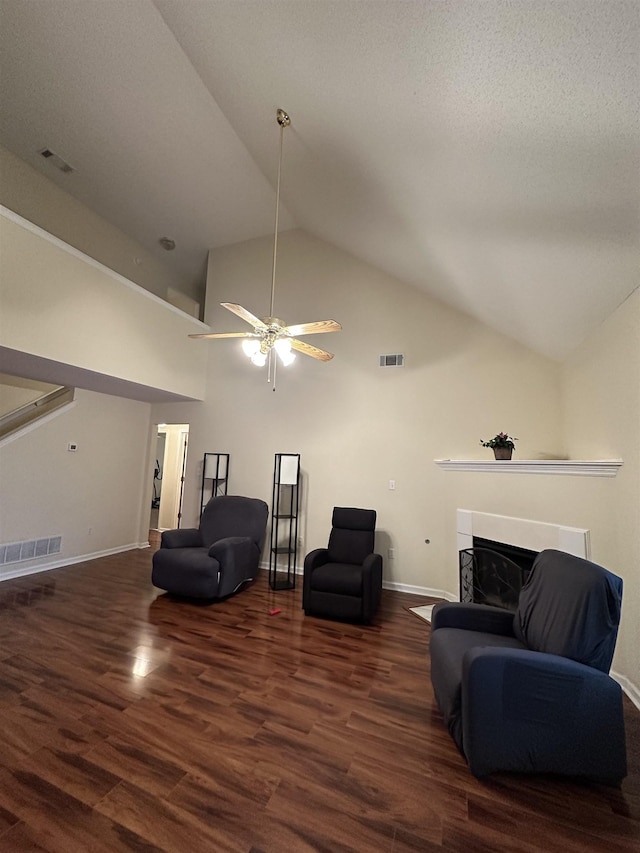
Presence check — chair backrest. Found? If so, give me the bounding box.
[199,495,268,550]
[513,549,622,672]
[327,507,376,565]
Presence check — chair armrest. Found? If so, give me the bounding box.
[208,536,258,597]
[361,553,383,620]
[161,528,201,549]
[461,646,627,783]
[304,548,330,572]
[302,548,330,608]
[362,553,382,574]
[431,602,515,637]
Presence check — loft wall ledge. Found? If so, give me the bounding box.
[0,206,209,327]
[1,208,208,401]
[434,459,623,477]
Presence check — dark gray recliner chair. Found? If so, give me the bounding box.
[303,507,383,623]
[152,495,268,599]
[429,549,626,784]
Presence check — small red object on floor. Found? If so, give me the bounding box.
[269,608,282,616]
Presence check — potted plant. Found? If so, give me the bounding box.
[480,432,518,460]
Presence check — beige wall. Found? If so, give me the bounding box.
[0,388,153,576]
[561,288,640,690]
[0,144,201,304]
[153,230,639,696]
[1,153,636,694]
[153,229,564,588]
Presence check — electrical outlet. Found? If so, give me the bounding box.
[388,479,396,490]
[388,547,395,559]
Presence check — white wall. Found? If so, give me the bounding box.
[0,388,153,576]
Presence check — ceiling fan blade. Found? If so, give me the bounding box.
[284,320,342,336]
[289,338,334,362]
[188,331,258,340]
[221,303,268,330]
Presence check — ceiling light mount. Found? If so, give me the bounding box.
[276,109,290,128]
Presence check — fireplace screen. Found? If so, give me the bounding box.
[459,547,531,611]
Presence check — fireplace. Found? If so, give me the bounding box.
[459,538,537,610]
[456,510,591,609]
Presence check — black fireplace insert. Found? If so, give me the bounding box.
[459,538,537,611]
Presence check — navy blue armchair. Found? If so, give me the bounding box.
[430,549,626,784]
[152,495,268,600]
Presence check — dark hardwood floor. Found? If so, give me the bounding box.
[0,538,638,852]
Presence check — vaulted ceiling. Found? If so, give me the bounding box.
[1,1,638,360]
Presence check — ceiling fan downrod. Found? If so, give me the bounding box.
[269,108,290,321]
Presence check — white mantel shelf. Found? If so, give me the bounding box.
[434,459,623,477]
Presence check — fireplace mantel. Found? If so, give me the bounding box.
[435,459,622,477]
[457,510,590,560]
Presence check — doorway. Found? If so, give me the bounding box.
[149,424,189,531]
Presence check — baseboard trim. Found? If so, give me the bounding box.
[611,669,640,712]
[258,562,303,576]
[0,542,144,582]
[255,569,458,603]
[382,580,457,600]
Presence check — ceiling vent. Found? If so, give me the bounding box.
[379,353,404,368]
[39,148,74,174]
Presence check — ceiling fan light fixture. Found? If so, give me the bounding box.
[278,350,296,367]
[242,338,261,357]
[279,352,296,367]
[274,336,296,366]
[250,351,268,367]
[274,337,292,355]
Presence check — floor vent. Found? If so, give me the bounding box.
[0,536,61,565]
[379,353,405,367]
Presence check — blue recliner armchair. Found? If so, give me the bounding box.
[430,549,626,784]
[152,495,268,600]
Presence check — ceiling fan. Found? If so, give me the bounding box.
[190,109,341,379]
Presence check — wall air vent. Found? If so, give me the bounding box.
[0,536,61,565]
[379,353,405,368]
[39,148,74,174]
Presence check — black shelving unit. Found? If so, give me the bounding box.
[269,453,300,590]
[200,452,229,517]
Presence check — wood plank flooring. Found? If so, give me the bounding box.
[0,538,638,851]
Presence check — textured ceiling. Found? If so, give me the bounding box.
[1,0,638,360]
